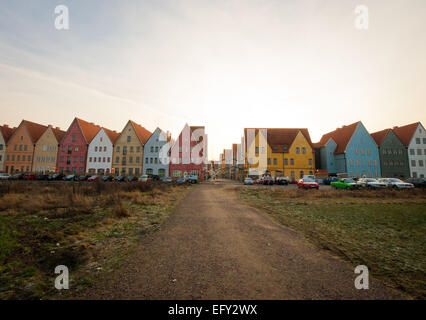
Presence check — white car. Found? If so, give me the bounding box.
[244,178,254,185]
[0,173,11,180]
[138,175,150,182]
[356,178,387,189]
[379,178,414,189]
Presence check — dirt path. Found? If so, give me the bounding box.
[81,181,401,299]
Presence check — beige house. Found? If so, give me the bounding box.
[32,125,65,173]
[112,120,152,176]
[0,125,16,172]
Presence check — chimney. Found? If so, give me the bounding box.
[48,124,53,128]
[3,124,8,128]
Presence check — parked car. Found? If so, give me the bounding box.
[78,175,89,181]
[0,173,11,180]
[148,174,160,181]
[63,174,77,181]
[406,178,426,188]
[10,174,24,180]
[188,175,198,184]
[356,178,387,189]
[36,174,49,181]
[87,175,99,182]
[138,175,150,182]
[176,177,187,184]
[331,178,358,190]
[244,177,254,185]
[162,177,173,183]
[303,175,315,180]
[49,173,65,181]
[378,178,414,189]
[261,176,274,185]
[297,178,319,189]
[127,176,138,182]
[275,176,290,185]
[323,177,339,185]
[114,175,125,182]
[102,175,114,182]
[23,174,37,180]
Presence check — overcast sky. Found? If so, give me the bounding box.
[1,0,425,159]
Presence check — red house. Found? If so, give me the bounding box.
[57,118,101,174]
[169,124,207,180]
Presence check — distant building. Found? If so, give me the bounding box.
[143,127,173,178]
[33,125,65,173]
[0,125,15,172]
[86,127,119,174]
[371,128,410,178]
[393,122,426,178]
[316,121,381,178]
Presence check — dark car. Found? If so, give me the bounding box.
[323,177,339,185]
[36,174,49,181]
[176,177,187,184]
[127,176,138,182]
[114,176,125,182]
[262,176,274,185]
[407,178,426,188]
[148,174,160,181]
[23,174,37,180]
[102,175,113,182]
[275,177,290,185]
[10,174,24,180]
[49,173,65,181]
[78,175,89,181]
[63,174,78,181]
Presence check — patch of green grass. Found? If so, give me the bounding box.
[240,188,426,299]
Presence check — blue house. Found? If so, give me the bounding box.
[316,121,381,178]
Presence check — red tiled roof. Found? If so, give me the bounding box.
[370,128,391,146]
[244,128,314,152]
[0,125,16,143]
[22,120,48,144]
[130,120,152,145]
[76,118,101,144]
[392,122,420,147]
[50,126,66,143]
[318,122,360,154]
[103,127,120,144]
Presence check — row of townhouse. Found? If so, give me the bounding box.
[222,121,425,180]
[314,121,426,179]
[0,119,208,180]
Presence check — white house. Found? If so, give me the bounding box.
[86,127,119,174]
[143,127,173,178]
[394,122,426,178]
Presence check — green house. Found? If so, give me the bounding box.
[371,128,410,178]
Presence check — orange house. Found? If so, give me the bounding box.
[4,120,48,174]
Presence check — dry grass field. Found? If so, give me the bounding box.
[239,187,426,299]
[0,180,191,300]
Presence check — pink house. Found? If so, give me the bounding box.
[57,118,101,174]
[169,124,207,180]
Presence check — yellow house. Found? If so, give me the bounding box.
[32,125,65,173]
[112,120,152,176]
[244,128,315,179]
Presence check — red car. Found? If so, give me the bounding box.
[297,178,319,190]
[23,174,37,180]
[87,175,99,182]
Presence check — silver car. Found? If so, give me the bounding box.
[0,173,11,180]
[379,178,414,189]
[356,178,387,189]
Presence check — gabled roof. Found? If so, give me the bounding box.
[318,121,360,154]
[102,127,120,144]
[392,122,421,147]
[75,118,101,144]
[0,125,16,143]
[244,128,314,152]
[129,120,152,145]
[21,120,48,144]
[370,128,391,146]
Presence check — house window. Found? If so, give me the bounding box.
[136,157,140,163]
[296,147,300,154]
[389,160,393,166]
[350,160,353,166]
[130,146,134,153]
[374,160,378,167]
[308,159,312,166]
[273,158,277,165]
[356,160,359,166]
[273,146,277,151]
[302,147,306,154]
[413,172,417,178]
[361,148,365,155]
[135,168,140,175]
[115,157,119,163]
[261,147,265,154]
[267,158,271,165]
[127,136,131,142]
[416,138,420,144]
[255,147,259,154]
[354,148,358,155]
[75,146,79,152]
[89,157,92,162]
[410,149,415,155]
[72,136,76,142]
[417,149,422,155]
[284,158,288,165]
[154,158,158,164]
[299,171,304,178]
[419,160,424,167]
[172,170,182,177]
[411,160,416,167]
[116,146,120,152]
[368,160,371,166]
[423,138,426,144]
[150,146,154,152]
[290,158,294,165]
[137,147,141,153]
[145,157,148,163]
[150,158,153,164]
[367,148,371,155]
[128,168,133,174]
[95,146,98,152]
